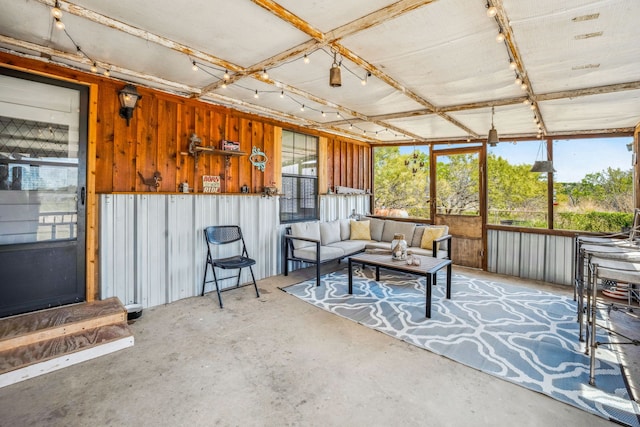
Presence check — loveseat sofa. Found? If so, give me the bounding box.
[283,217,452,285]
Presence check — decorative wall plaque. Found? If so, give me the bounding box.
[249,146,268,172]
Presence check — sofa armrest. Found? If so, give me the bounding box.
[433,234,452,260]
[283,234,321,263]
[283,232,322,286]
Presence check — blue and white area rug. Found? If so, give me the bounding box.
[282,267,640,427]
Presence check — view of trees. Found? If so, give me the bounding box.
[373,146,634,232]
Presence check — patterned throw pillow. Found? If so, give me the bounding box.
[350,220,371,240]
[420,227,445,251]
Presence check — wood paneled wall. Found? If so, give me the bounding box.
[325,136,371,192]
[94,83,279,194]
[0,52,371,195]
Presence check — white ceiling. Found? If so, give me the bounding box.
[1,0,639,144]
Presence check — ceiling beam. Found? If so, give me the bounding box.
[38,0,242,73]
[0,35,201,94]
[492,0,546,136]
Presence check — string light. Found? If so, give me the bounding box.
[192,61,198,71]
[514,76,522,85]
[509,60,517,70]
[321,111,326,117]
[103,69,110,77]
[221,82,227,89]
[520,82,527,90]
[51,1,62,19]
[303,54,309,64]
[300,105,305,112]
[486,3,497,17]
[261,69,269,79]
[496,31,505,43]
[223,70,230,80]
[280,91,284,98]
[254,90,259,99]
[54,18,65,30]
[90,62,97,73]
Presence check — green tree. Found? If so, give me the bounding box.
[487,154,547,224]
[435,153,479,215]
[373,147,429,217]
[562,167,633,212]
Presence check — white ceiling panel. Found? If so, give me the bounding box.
[275,0,400,33]
[539,90,640,132]
[1,0,638,144]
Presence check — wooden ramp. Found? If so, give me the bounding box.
[0,297,134,388]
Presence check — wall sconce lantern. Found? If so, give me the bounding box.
[118,84,142,126]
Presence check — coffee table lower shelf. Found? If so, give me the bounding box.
[347,253,452,318]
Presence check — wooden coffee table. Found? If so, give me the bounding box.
[347,252,452,318]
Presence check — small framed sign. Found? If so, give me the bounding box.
[202,175,221,193]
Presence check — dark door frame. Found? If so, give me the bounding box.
[0,67,88,317]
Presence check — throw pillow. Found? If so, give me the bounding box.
[350,220,371,240]
[420,226,445,251]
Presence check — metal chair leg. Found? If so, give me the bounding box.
[212,267,223,308]
[249,266,259,298]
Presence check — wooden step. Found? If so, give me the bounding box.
[0,297,134,388]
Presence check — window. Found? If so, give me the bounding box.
[373,146,430,218]
[487,137,634,232]
[487,140,547,227]
[280,130,318,223]
[553,137,633,232]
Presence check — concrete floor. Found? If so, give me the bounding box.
[0,264,633,427]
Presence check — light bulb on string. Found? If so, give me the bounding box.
[520,82,527,90]
[221,82,227,89]
[103,69,110,77]
[280,91,284,98]
[496,31,505,43]
[515,76,522,85]
[261,69,269,79]
[51,2,62,19]
[90,62,97,73]
[300,105,305,112]
[192,61,198,71]
[321,111,326,117]
[509,60,517,70]
[486,4,497,17]
[223,70,230,80]
[254,90,259,99]
[54,18,65,30]
[303,54,309,64]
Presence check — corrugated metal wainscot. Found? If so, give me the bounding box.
[100,194,281,309]
[487,228,574,286]
[319,194,370,221]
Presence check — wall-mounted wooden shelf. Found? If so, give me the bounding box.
[180,137,246,167]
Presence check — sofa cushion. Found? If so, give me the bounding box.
[339,219,351,240]
[289,221,321,249]
[350,220,371,240]
[412,226,425,248]
[363,217,386,241]
[293,245,345,262]
[320,220,341,245]
[364,241,391,251]
[327,240,368,255]
[420,226,446,250]
[381,220,416,244]
[408,247,449,259]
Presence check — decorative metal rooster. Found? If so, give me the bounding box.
[138,171,162,191]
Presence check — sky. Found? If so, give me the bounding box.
[398,136,634,183]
